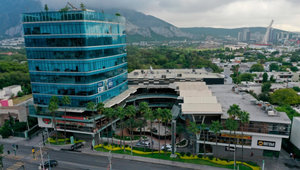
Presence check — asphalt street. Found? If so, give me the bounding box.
[1,142,190,170]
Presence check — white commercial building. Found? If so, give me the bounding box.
[3,85,22,96]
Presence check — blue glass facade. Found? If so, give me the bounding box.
[22,11,128,107]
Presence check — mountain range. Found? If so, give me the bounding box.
[0,0,289,42]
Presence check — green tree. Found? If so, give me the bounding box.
[0,144,3,168]
[210,120,223,160]
[269,63,279,71]
[48,98,59,144]
[96,102,105,146]
[225,119,238,162]
[270,88,300,105]
[162,108,172,156]
[176,124,185,148]
[60,5,70,12]
[107,108,116,146]
[61,96,71,144]
[200,123,207,158]
[115,106,126,151]
[44,4,49,12]
[291,66,299,72]
[239,73,254,82]
[227,104,241,120]
[144,108,155,154]
[262,82,271,93]
[262,73,268,83]
[154,108,164,156]
[270,75,275,82]
[115,13,121,16]
[187,122,198,156]
[238,111,250,165]
[139,102,149,151]
[87,102,97,145]
[250,63,264,72]
[125,105,136,153]
[80,2,86,11]
[293,86,300,92]
[103,108,112,145]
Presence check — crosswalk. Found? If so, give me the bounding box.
[5,162,24,170]
[4,147,49,169]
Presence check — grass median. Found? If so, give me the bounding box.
[94,146,253,170]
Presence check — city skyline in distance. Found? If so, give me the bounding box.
[41,0,300,32]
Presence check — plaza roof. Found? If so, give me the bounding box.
[181,103,223,114]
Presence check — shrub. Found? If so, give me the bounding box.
[125,144,129,147]
[180,152,185,157]
[186,152,191,156]
[245,161,259,166]
[208,155,214,160]
[197,154,202,158]
[103,142,108,146]
[114,144,118,147]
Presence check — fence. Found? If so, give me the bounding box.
[12,124,41,138]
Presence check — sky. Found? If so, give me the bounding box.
[41,0,300,31]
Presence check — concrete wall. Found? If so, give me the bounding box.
[290,117,300,150]
[3,86,21,96]
[212,145,263,157]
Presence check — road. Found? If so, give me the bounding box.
[1,143,190,170]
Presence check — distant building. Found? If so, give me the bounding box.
[0,106,28,126]
[243,28,250,42]
[238,32,243,42]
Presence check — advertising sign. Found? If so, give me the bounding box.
[97,81,104,93]
[108,79,114,89]
[257,140,275,147]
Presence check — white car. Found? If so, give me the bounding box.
[161,144,175,151]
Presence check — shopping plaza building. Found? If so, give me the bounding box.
[22,9,291,157]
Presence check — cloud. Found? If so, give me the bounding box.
[41,0,300,31]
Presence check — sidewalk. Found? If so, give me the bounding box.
[81,149,231,170]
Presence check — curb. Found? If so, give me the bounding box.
[81,151,226,170]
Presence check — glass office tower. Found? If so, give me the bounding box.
[22,11,128,107]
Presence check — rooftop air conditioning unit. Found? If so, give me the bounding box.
[134,72,139,75]
[161,75,166,78]
[177,74,182,77]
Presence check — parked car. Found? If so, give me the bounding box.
[136,141,150,147]
[43,160,58,167]
[70,142,84,150]
[161,144,175,152]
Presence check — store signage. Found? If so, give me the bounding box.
[42,118,52,124]
[257,140,275,147]
[55,120,86,126]
[62,116,86,120]
[225,146,235,152]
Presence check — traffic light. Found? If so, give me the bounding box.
[7,150,10,154]
[16,145,18,149]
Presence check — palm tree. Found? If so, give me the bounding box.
[155,108,164,156]
[176,124,185,146]
[227,104,241,120]
[138,102,149,151]
[162,108,172,156]
[103,108,113,145]
[144,108,155,154]
[225,119,238,162]
[115,106,126,152]
[87,102,96,145]
[187,122,197,155]
[200,123,207,158]
[61,96,71,144]
[49,96,59,144]
[96,102,105,146]
[210,120,223,160]
[125,105,136,153]
[238,110,250,165]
